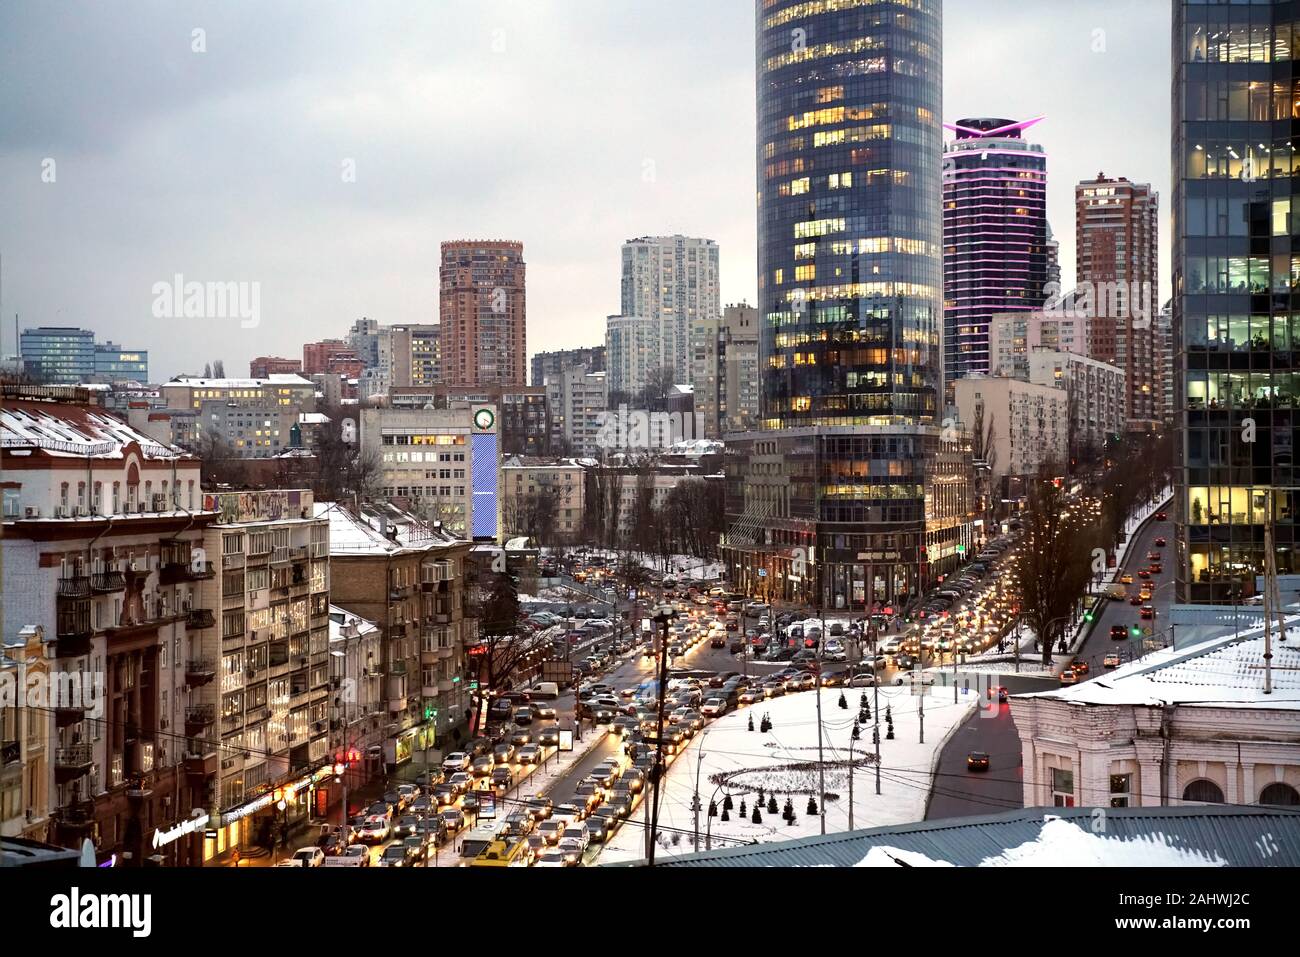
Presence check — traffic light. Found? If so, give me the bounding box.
[1084,611,1094,622]
[1130,626,1141,637]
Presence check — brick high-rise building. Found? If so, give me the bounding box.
[1076,173,1160,430]
[439,241,526,388]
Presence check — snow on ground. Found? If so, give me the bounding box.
[851,816,1227,867]
[596,685,976,864]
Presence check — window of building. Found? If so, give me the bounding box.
[1182,779,1224,804]
[1260,782,1300,806]
[1051,766,1074,807]
[1109,773,1132,808]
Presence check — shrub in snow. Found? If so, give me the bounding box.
[838,692,848,709]
[807,796,818,815]
[751,805,762,824]
[767,795,778,815]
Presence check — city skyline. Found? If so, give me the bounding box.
[0,1,1170,381]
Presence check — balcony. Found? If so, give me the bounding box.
[184,705,215,734]
[56,599,92,658]
[387,696,407,713]
[185,659,216,685]
[57,575,91,598]
[437,678,456,693]
[186,608,216,630]
[160,560,215,585]
[54,705,87,729]
[55,744,93,784]
[184,751,219,781]
[90,570,126,593]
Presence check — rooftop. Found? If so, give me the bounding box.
[166,374,315,389]
[1023,626,1300,711]
[1,399,185,460]
[607,806,1300,868]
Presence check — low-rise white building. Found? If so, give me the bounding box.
[1014,629,1300,810]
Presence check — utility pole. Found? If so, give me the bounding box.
[647,606,674,865]
[873,673,881,795]
[847,724,855,830]
[815,585,827,835]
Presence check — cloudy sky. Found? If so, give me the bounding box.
[0,0,1170,381]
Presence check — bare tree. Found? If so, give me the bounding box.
[971,401,998,529]
[637,364,678,412]
[311,402,380,503]
[193,428,249,488]
[1013,467,1098,666]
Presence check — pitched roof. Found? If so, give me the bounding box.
[1023,626,1300,711]
[606,806,1300,868]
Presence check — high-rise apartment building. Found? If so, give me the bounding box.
[531,346,605,389]
[605,314,661,401]
[943,118,1050,387]
[439,241,526,388]
[721,0,970,610]
[1173,4,1300,605]
[621,235,719,384]
[1076,173,1160,429]
[545,367,607,456]
[691,302,759,438]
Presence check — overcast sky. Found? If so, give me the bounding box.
[0,0,1170,381]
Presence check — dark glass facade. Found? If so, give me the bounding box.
[756,0,943,428]
[721,0,968,611]
[1174,1,1300,603]
[943,118,1049,386]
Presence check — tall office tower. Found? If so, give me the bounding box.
[439,241,527,388]
[943,117,1050,387]
[691,302,759,438]
[531,346,605,389]
[1076,173,1160,429]
[19,326,96,383]
[620,235,720,385]
[605,314,661,401]
[721,0,970,611]
[1174,4,1300,605]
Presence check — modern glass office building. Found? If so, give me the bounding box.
[722,0,971,611]
[19,326,95,384]
[1174,2,1300,604]
[943,118,1049,386]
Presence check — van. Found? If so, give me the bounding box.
[529,681,560,700]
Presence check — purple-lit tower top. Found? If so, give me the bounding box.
[942,116,1049,391]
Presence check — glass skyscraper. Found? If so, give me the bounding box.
[943,118,1049,386]
[1174,2,1300,604]
[722,0,970,611]
[19,326,95,384]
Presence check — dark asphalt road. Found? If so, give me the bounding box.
[925,497,1173,820]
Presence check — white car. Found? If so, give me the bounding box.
[701,697,727,717]
[533,703,558,719]
[442,751,471,773]
[357,816,390,843]
[287,846,325,867]
[1103,653,1121,668]
[894,671,936,687]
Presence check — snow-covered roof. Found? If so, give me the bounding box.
[328,605,379,642]
[1023,626,1300,710]
[312,501,462,555]
[1,400,185,460]
[167,374,315,389]
[298,412,331,425]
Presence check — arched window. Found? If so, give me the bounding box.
[1260,782,1300,806]
[1182,779,1225,804]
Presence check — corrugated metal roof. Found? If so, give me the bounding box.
[606,806,1300,868]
